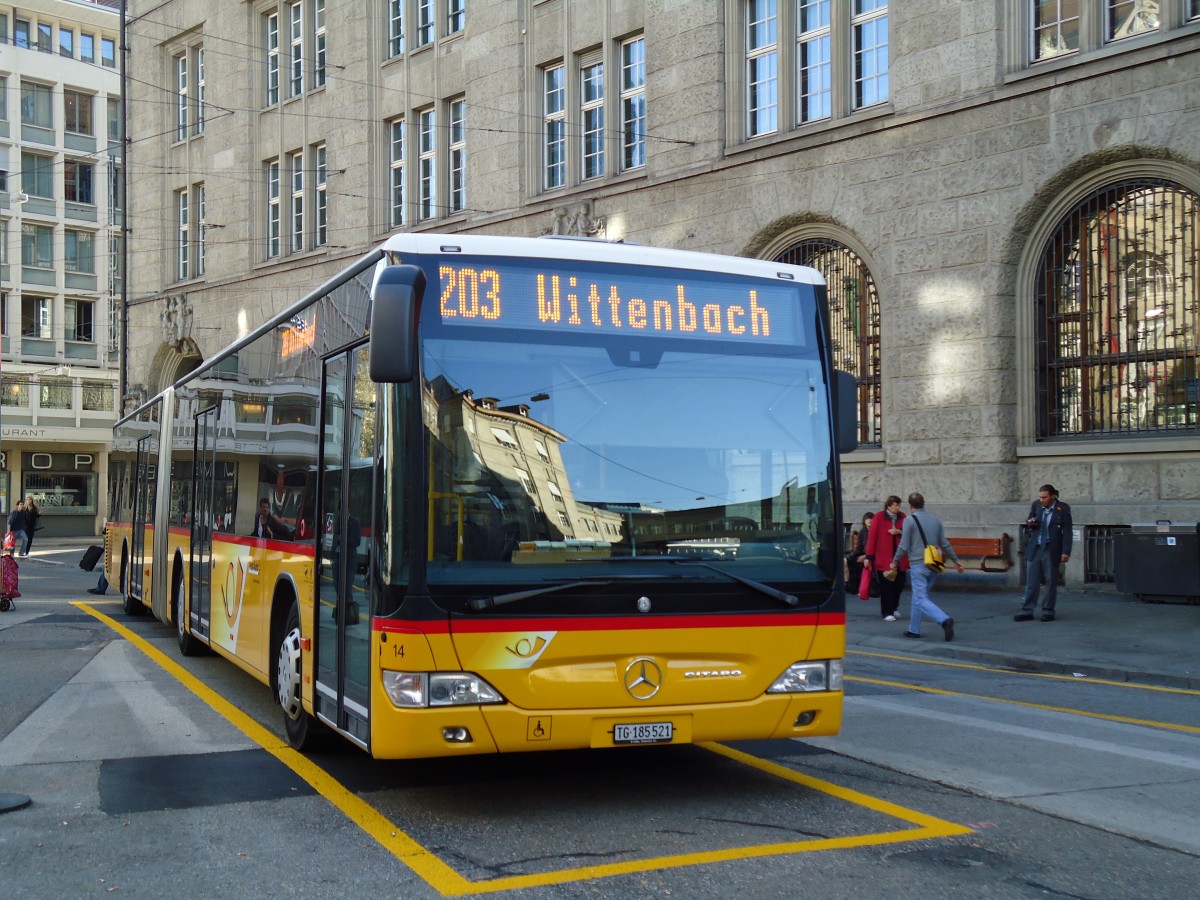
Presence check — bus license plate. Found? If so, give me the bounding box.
[613,722,673,744]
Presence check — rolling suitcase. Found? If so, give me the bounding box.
[79,545,104,572]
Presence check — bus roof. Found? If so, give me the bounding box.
[379,233,826,287]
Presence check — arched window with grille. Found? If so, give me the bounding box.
[775,238,881,448]
[1035,179,1199,438]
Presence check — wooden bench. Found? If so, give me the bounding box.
[949,534,1014,572]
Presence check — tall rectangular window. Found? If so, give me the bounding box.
[746,0,778,136]
[388,0,404,57]
[0,76,6,121]
[621,37,647,169]
[417,0,435,45]
[195,184,206,276]
[543,64,566,189]
[447,0,466,33]
[22,297,52,338]
[266,13,280,105]
[80,33,94,62]
[449,97,466,213]
[108,97,122,143]
[581,59,605,180]
[64,90,95,135]
[418,107,436,220]
[389,118,406,227]
[15,19,30,49]
[315,144,328,245]
[64,160,95,204]
[21,82,53,128]
[798,0,832,122]
[852,1,888,109]
[101,37,116,67]
[289,2,304,97]
[22,224,54,269]
[196,49,206,134]
[267,160,281,258]
[65,299,95,343]
[290,150,305,253]
[38,22,52,53]
[176,53,189,140]
[21,151,54,198]
[176,188,189,280]
[59,27,74,57]
[314,0,327,86]
[1033,0,1080,60]
[64,229,95,273]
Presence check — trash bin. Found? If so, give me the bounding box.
[1115,522,1200,602]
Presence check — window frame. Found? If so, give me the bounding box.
[21,223,55,270]
[620,36,647,171]
[389,117,406,228]
[64,228,96,274]
[417,106,437,220]
[315,144,328,245]
[266,159,282,258]
[21,81,54,129]
[64,159,95,205]
[290,149,305,253]
[543,63,567,190]
[449,97,466,213]
[65,298,96,343]
[737,1,890,142]
[266,12,281,106]
[176,188,190,280]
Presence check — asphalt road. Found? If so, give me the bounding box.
[2,548,1198,898]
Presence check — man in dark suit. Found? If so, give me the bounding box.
[1015,484,1073,622]
[251,498,293,540]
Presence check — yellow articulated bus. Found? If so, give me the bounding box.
[106,234,856,759]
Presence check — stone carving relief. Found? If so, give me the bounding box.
[545,200,606,237]
[161,295,195,348]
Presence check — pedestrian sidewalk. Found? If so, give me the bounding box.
[846,581,1200,690]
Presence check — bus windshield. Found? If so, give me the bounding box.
[413,263,838,599]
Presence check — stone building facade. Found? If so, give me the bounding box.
[124,1,1200,582]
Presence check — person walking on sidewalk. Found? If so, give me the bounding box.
[886,492,964,641]
[1015,484,1072,622]
[7,499,30,557]
[866,495,907,621]
[22,496,41,555]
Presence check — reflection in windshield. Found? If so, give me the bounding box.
[418,330,837,588]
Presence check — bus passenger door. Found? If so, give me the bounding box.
[314,346,372,747]
[188,406,218,641]
[128,436,154,602]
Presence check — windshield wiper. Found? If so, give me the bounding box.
[692,563,800,607]
[465,574,673,612]
[466,580,611,612]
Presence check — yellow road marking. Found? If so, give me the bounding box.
[849,649,1200,696]
[77,601,971,896]
[847,674,1200,735]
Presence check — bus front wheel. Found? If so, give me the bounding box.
[175,574,203,657]
[276,601,321,750]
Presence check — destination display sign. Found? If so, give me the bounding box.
[432,258,805,346]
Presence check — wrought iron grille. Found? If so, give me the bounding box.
[1035,179,1199,438]
[775,239,881,447]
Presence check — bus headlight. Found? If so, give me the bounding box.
[382,671,506,708]
[766,661,842,693]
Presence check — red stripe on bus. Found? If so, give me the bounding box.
[376,611,843,635]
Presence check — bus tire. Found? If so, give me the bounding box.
[121,555,144,616]
[174,571,203,657]
[276,601,322,750]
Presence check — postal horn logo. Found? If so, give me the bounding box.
[624,657,662,700]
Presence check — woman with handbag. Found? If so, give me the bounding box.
[865,495,907,621]
[845,512,874,598]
